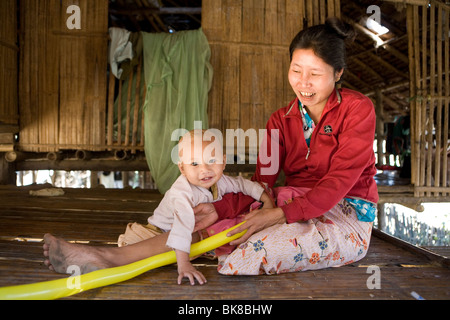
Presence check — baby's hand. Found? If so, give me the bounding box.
[177,261,207,285]
[175,249,206,285]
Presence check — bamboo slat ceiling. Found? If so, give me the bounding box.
[108,0,415,121]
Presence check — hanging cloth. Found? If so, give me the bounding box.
[109,27,133,79]
[142,28,213,193]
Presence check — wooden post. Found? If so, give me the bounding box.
[122,171,130,188]
[90,171,99,188]
[0,153,16,185]
[377,202,385,231]
[0,0,18,129]
[375,88,384,165]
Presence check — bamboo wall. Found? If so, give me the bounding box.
[407,0,450,196]
[0,0,18,126]
[18,0,109,152]
[202,0,341,134]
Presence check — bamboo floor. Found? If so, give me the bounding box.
[0,184,448,300]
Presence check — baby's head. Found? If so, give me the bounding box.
[177,129,226,188]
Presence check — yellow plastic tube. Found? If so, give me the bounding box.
[0,223,246,300]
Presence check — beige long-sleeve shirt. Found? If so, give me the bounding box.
[148,174,264,253]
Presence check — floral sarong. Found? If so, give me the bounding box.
[217,186,373,275]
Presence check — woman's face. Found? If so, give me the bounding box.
[288,48,343,113]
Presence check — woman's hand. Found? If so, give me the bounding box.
[193,203,219,232]
[227,207,286,246]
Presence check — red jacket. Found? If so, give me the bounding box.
[215,88,379,223]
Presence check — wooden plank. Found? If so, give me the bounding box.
[0,186,448,300]
[239,46,265,132]
[285,0,304,46]
[319,0,326,24]
[206,43,222,131]
[327,0,335,18]
[42,0,60,152]
[18,1,39,152]
[0,0,18,126]
[200,0,223,42]
[334,0,341,18]
[372,229,449,268]
[222,44,240,130]
[242,0,265,44]
[224,0,242,43]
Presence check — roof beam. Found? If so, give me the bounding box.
[109,7,202,15]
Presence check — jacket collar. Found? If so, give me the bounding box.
[284,88,342,117]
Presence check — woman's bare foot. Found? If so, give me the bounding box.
[43,233,112,274]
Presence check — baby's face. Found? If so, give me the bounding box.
[178,139,225,189]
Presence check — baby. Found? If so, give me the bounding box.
[127,129,273,285]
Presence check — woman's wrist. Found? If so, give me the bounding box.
[274,207,287,224]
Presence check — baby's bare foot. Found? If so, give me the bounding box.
[43,233,111,274]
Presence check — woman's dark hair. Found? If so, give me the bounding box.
[289,17,356,75]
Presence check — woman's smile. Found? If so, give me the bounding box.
[299,91,316,98]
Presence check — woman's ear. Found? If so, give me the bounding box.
[335,69,344,82]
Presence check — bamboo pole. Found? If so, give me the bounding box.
[131,59,142,153]
[140,79,147,148]
[124,71,133,147]
[107,69,115,149]
[434,5,443,197]
[334,0,340,18]
[117,79,123,146]
[443,7,449,193]
[426,2,436,197]
[407,5,419,196]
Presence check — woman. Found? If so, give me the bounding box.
[196,17,378,275]
[43,17,378,278]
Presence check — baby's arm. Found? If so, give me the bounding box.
[175,249,207,285]
[222,175,274,209]
[259,191,274,209]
